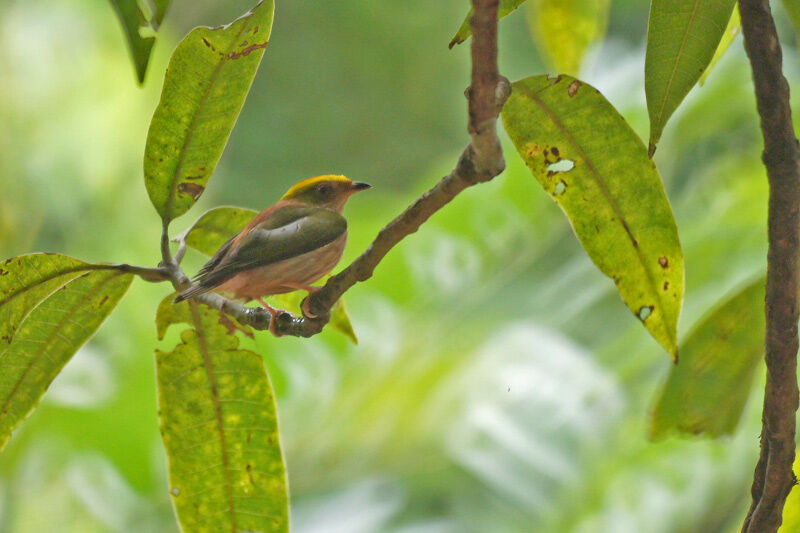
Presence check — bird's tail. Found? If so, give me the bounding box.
[174,284,209,303]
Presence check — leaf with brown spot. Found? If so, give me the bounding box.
[144,0,274,222]
[502,74,684,358]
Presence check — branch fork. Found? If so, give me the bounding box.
[146,0,508,338]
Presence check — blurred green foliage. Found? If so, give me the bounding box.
[1,0,799,531]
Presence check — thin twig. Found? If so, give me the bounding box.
[155,0,508,337]
[739,0,800,531]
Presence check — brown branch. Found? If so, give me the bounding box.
[740,0,800,531]
[156,0,509,337]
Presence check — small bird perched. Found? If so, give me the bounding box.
[175,175,371,334]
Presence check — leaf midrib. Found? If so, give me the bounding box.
[650,0,703,140]
[188,301,237,532]
[516,81,674,348]
[163,22,253,221]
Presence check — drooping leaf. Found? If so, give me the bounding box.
[645,0,737,154]
[525,0,611,75]
[108,0,171,83]
[502,75,684,358]
[449,0,529,48]
[181,206,358,342]
[698,4,740,86]
[155,296,288,532]
[649,277,764,440]
[144,0,275,223]
[0,270,133,450]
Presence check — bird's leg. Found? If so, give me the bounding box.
[284,283,322,319]
[256,297,283,337]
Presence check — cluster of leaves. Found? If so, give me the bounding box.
[1,0,798,531]
[450,0,795,443]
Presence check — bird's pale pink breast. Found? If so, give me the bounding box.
[216,233,347,300]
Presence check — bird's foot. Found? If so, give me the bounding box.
[256,298,284,337]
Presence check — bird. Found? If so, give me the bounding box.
[175,175,371,334]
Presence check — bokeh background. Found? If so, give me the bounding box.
[1,0,799,531]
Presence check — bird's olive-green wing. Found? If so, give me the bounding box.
[194,206,347,289]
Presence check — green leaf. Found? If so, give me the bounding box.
[0,270,133,450]
[180,206,358,342]
[144,0,275,223]
[108,0,170,83]
[698,4,740,86]
[449,0,528,48]
[179,206,258,257]
[0,254,93,353]
[502,75,684,358]
[645,0,737,154]
[525,0,611,75]
[155,296,288,532]
[649,277,764,440]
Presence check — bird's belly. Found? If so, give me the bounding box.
[217,233,347,300]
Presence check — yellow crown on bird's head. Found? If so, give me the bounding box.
[282,175,353,199]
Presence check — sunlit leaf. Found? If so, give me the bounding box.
[449,0,528,48]
[108,0,170,83]
[698,5,740,86]
[155,296,288,532]
[144,0,275,222]
[0,270,133,450]
[645,0,737,154]
[649,278,764,440]
[525,0,610,75]
[502,74,684,358]
[181,206,358,342]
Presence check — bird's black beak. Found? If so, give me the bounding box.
[351,181,372,191]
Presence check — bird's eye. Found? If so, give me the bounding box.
[317,184,333,198]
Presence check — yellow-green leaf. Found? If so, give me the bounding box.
[0,270,133,450]
[156,297,288,532]
[502,75,684,358]
[781,451,800,530]
[449,0,528,48]
[649,278,764,440]
[181,206,358,342]
[525,0,610,75]
[645,0,737,154]
[698,4,740,86]
[144,0,274,222]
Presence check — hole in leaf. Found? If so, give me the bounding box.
[171,487,181,496]
[638,306,654,321]
[546,159,575,173]
[554,180,567,195]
